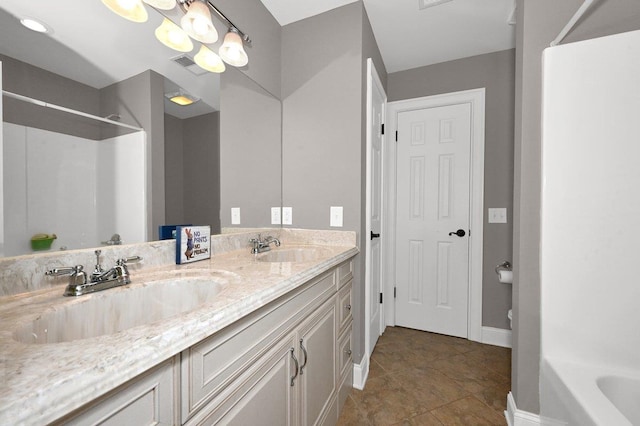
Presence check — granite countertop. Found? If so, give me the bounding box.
[0,240,358,425]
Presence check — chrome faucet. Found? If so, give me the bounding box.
[46,249,142,296]
[249,234,281,254]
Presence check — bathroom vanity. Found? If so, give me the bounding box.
[0,230,358,425]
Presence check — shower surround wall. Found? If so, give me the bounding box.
[2,123,145,255]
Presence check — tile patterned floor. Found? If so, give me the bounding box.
[338,326,511,425]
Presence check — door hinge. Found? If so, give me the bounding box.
[379,292,383,304]
[381,123,385,135]
[468,229,471,236]
[394,287,397,298]
[395,131,398,142]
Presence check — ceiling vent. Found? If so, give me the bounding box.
[418,0,453,10]
[170,54,208,76]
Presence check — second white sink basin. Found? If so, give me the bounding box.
[14,277,225,344]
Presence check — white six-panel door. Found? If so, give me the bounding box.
[395,103,471,338]
[366,58,386,358]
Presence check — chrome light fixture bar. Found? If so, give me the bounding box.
[178,0,251,45]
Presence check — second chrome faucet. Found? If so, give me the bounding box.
[249,234,280,254]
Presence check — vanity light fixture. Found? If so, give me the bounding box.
[181,1,218,43]
[101,0,148,22]
[155,18,194,52]
[165,89,200,106]
[142,0,177,10]
[194,45,226,73]
[101,0,251,72]
[20,17,51,33]
[219,27,248,67]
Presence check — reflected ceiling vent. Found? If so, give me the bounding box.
[418,0,453,10]
[171,54,208,76]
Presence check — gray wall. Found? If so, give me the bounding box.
[213,0,282,99]
[0,54,101,140]
[513,0,640,414]
[282,2,387,365]
[164,114,185,224]
[388,49,515,330]
[183,112,221,234]
[100,70,165,241]
[220,68,281,229]
[165,112,221,234]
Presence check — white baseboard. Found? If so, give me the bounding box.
[352,355,369,390]
[482,326,512,348]
[505,392,541,426]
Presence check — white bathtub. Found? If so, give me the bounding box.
[540,358,640,425]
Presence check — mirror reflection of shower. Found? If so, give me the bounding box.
[1,87,146,257]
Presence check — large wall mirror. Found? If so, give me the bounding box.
[0,0,282,257]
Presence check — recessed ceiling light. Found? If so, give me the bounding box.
[20,17,51,34]
[165,90,199,106]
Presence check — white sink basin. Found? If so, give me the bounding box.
[598,376,640,424]
[256,247,328,263]
[14,277,225,344]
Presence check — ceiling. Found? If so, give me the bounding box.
[260,0,517,73]
[0,0,219,118]
[0,0,516,117]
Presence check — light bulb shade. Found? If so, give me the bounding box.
[219,29,248,67]
[142,0,176,10]
[155,18,193,52]
[101,0,148,23]
[194,45,226,73]
[181,1,218,44]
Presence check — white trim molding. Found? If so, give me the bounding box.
[352,356,369,390]
[384,88,485,342]
[506,392,541,426]
[482,326,512,348]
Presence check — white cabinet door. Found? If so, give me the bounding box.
[297,297,337,426]
[190,335,298,426]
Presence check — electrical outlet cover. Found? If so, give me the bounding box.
[282,207,293,225]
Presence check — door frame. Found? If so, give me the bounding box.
[365,58,387,360]
[384,88,485,342]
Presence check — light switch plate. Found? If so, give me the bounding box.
[271,207,281,225]
[231,207,241,225]
[330,206,343,227]
[488,208,507,223]
[282,207,293,225]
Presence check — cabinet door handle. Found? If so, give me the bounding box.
[299,338,308,374]
[345,304,351,311]
[345,349,352,356]
[290,348,299,387]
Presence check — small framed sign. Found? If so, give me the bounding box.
[175,226,211,264]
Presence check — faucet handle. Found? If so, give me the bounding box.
[117,255,142,266]
[46,265,83,276]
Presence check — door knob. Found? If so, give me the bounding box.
[370,231,380,240]
[449,229,466,237]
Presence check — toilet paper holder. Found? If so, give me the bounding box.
[495,261,512,274]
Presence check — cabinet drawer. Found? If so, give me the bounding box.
[337,280,353,334]
[55,357,178,426]
[182,270,335,422]
[336,260,353,289]
[337,326,353,380]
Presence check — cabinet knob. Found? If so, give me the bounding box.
[345,304,351,311]
[345,349,352,356]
